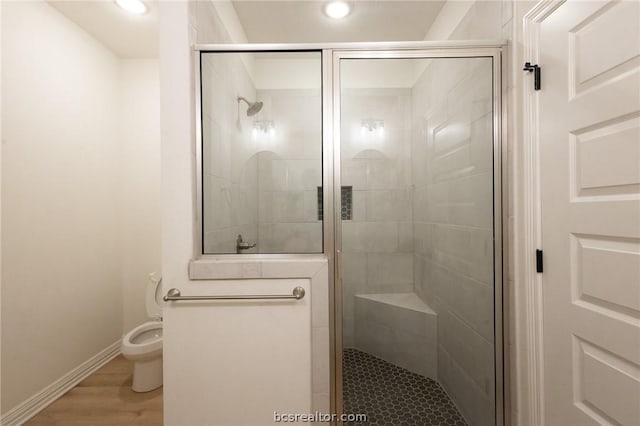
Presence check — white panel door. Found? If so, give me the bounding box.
[538,1,640,425]
[163,279,311,426]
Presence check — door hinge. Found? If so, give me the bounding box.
[536,249,544,273]
[523,62,541,91]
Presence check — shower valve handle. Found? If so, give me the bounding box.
[236,234,256,253]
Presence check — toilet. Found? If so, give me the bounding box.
[121,275,163,392]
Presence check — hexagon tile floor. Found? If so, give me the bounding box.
[343,348,467,426]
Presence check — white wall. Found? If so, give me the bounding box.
[1,1,123,412]
[1,1,161,415]
[253,59,320,90]
[121,59,161,331]
[424,1,475,41]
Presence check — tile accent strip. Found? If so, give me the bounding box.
[317,186,352,221]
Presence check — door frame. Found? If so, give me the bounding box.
[330,46,507,425]
[517,1,567,424]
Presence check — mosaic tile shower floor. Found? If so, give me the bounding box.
[343,348,467,426]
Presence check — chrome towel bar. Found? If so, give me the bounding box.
[163,286,305,302]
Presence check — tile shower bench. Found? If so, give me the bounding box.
[354,293,438,379]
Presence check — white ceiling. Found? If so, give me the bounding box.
[48,0,158,58]
[48,1,446,58]
[232,1,446,43]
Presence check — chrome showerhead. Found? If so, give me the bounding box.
[237,96,263,117]
[246,101,263,116]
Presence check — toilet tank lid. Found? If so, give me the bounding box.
[146,276,162,319]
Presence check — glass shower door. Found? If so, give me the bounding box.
[336,54,500,426]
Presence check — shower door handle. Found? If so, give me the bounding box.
[336,249,342,283]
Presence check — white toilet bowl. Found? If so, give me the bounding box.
[121,275,163,392]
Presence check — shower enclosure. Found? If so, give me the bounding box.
[196,43,504,426]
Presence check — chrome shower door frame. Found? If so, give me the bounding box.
[330,45,506,426]
[192,42,506,425]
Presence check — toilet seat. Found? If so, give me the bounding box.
[122,321,162,359]
[146,275,163,320]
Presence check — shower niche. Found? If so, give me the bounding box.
[199,50,323,254]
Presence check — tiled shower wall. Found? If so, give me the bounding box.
[411,58,495,425]
[340,88,414,347]
[201,54,259,253]
[256,89,323,253]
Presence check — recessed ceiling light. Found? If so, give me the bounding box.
[115,0,148,15]
[324,1,351,19]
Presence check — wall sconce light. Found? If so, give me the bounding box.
[361,119,384,137]
[252,120,275,138]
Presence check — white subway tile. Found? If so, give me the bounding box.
[342,222,399,253]
[341,159,368,189]
[341,252,367,284]
[398,221,413,253]
[366,253,413,286]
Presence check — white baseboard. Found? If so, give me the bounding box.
[1,340,121,426]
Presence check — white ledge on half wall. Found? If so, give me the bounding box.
[188,255,328,280]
